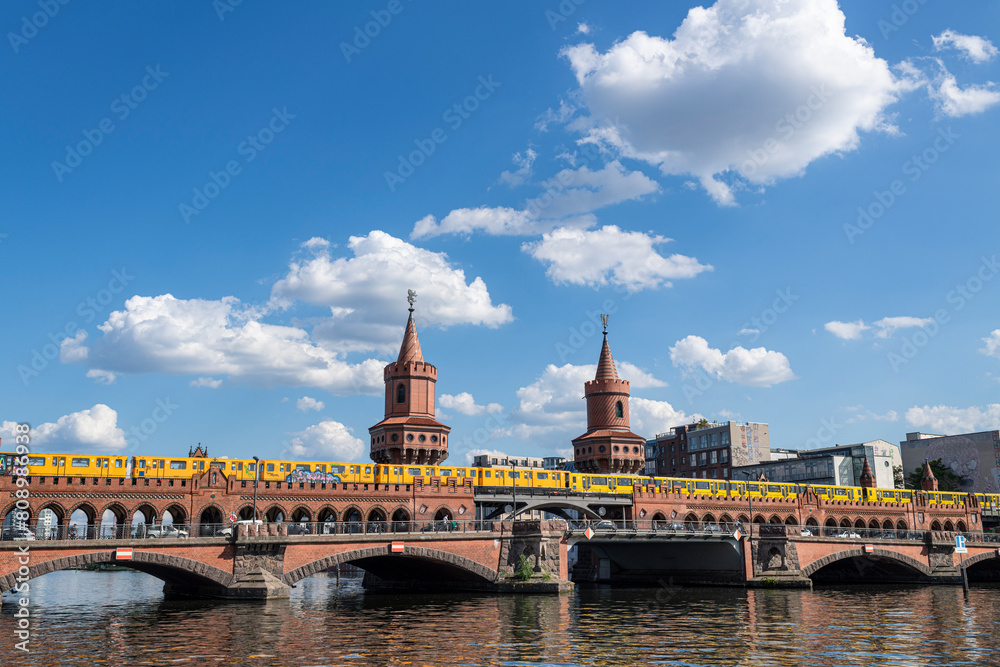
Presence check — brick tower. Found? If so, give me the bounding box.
[369,291,451,465]
[920,459,939,491]
[572,316,646,474]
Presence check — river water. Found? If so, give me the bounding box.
[2,571,999,666]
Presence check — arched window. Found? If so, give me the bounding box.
[615,401,623,419]
[397,384,406,403]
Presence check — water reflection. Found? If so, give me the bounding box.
[2,570,1000,666]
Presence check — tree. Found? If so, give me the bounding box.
[906,459,965,492]
[693,418,710,430]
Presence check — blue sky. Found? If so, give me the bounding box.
[2,0,999,467]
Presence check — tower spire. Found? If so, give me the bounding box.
[397,289,423,363]
[595,315,618,381]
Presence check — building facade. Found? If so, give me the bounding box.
[646,421,770,479]
[733,439,901,489]
[900,430,1000,493]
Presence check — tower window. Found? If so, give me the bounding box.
[397,384,406,403]
[615,401,623,419]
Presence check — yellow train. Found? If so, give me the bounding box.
[5,451,1000,514]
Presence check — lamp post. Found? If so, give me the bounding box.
[252,456,260,523]
[741,471,754,542]
[510,460,517,522]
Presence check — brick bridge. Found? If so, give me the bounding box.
[3,472,1000,595]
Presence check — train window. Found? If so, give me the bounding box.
[169,461,187,469]
[59,458,66,466]
[525,473,532,479]
[28,457,45,466]
[330,465,345,474]
[408,468,421,475]
[52,457,58,466]
[695,481,710,490]
[72,458,89,467]
[295,464,311,472]
[365,467,372,475]
[484,471,491,478]
[138,460,146,468]
[267,463,275,472]
[747,483,759,493]
[592,477,608,486]
[115,459,123,468]
[768,485,780,494]
[511,472,520,479]
[440,469,452,476]
[537,473,548,480]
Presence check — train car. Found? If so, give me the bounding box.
[133,455,211,478]
[208,457,259,481]
[923,490,964,507]
[259,459,374,484]
[974,493,1000,513]
[569,473,635,495]
[1,452,129,478]
[866,488,913,504]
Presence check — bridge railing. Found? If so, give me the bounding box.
[0,520,498,542]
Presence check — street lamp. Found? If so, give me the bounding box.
[741,471,754,542]
[252,456,260,524]
[510,460,517,521]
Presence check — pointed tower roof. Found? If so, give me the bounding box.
[397,310,424,363]
[859,457,874,489]
[922,459,936,481]
[595,333,619,380]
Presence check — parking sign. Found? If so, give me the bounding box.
[955,535,968,554]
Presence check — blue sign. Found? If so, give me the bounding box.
[955,535,967,553]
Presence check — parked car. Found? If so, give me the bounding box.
[659,522,686,531]
[286,523,312,535]
[838,530,861,539]
[1,526,35,541]
[216,519,263,537]
[594,520,617,531]
[145,525,189,538]
[800,528,813,536]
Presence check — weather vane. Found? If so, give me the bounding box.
[600,313,609,334]
[407,289,417,312]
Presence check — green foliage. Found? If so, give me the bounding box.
[760,577,778,587]
[514,554,534,582]
[906,459,965,491]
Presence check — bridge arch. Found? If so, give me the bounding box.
[290,505,312,523]
[0,549,233,594]
[802,548,932,580]
[162,504,187,526]
[957,520,968,532]
[962,550,1000,580]
[263,504,286,523]
[317,506,338,523]
[283,546,499,587]
[67,501,98,525]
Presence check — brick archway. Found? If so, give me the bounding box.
[283,546,499,586]
[801,548,933,578]
[962,550,1000,569]
[0,549,234,593]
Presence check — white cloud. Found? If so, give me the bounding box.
[508,362,666,440]
[929,70,1000,117]
[411,161,658,238]
[282,420,365,460]
[522,225,712,292]
[438,392,503,416]
[0,404,128,452]
[845,408,899,424]
[559,0,900,204]
[669,335,795,387]
[577,22,592,36]
[825,316,934,340]
[86,369,117,385]
[980,329,1000,359]
[271,231,513,353]
[498,147,538,187]
[296,396,325,412]
[872,316,935,339]
[737,328,761,337]
[190,377,223,389]
[933,29,998,64]
[61,294,386,395]
[630,397,699,435]
[905,404,1000,434]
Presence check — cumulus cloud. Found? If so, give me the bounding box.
[933,29,998,64]
[559,0,900,204]
[0,404,128,452]
[411,161,659,238]
[282,420,365,460]
[61,294,386,395]
[86,369,117,385]
[522,225,712,292]
[905,404,1000,434]
[296,396,325,412]
[630,397,699,435]
[896,57,1000,118]
[669,335,795,387]
[438,392,503,416]
[190,377,223,389]
[980,329,1000,359]
[271,231,512,353]
[506,362,666,440]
